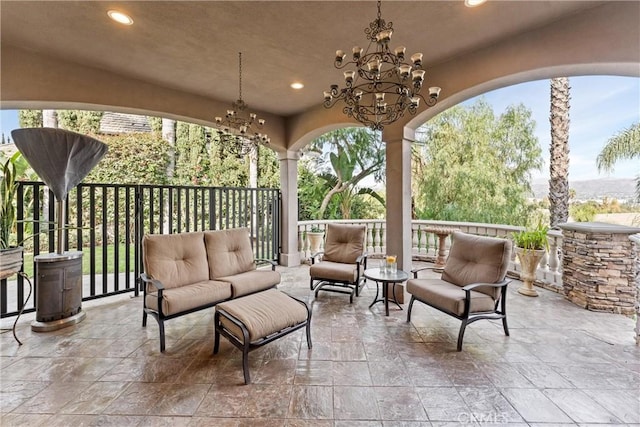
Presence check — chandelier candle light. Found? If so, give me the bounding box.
[215,52,269,157]
[323,1,441,130]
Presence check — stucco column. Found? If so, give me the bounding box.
[278,150,301,267]
[382,125,414,272]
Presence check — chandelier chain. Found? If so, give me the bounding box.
[213,51,269,157]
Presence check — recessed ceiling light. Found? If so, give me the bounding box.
[107,10,134,25]
[465,0,487,7]
[290,82,304,90]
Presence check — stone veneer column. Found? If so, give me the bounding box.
[278,151,301,267]
[630,234,640,345]
[558,222,640,316]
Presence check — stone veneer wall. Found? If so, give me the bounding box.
[559,222,640,317]
[631,234,640,345]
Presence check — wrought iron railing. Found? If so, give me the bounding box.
[1,182,280,318]
[298,219,563,291]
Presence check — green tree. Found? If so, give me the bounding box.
[18,110,42,128]
[309,127,385,219]
[596,122,640,202]
[57,110,103,134]
[86,133,170,184]
[413,99,542,226]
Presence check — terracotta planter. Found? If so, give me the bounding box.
[0,246,24,280]
[515,247,545,297]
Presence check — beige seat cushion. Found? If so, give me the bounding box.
[441,231,511,298]
[310,261,360,283]
[146,280,232,316]
[143,232,209,290]
[217,269,281,298]
[407,278,496,316]
[217,289,308,342]
[323,223,366,264]
[204,228,257,279]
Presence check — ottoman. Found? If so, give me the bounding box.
[214,289,312,384]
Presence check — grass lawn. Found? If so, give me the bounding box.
[22,244,136,276]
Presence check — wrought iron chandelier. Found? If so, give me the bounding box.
[215,52,269,157]
[323,1,441,131]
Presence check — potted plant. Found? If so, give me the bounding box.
[512,223,549,297]
[307,226,325,255]
[0,152,24,279]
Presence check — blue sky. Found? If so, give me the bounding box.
[462,76,639,182]
[1,75,638,181]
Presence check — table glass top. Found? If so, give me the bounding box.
[364,267,409,282]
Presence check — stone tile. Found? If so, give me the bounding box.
[0,380,49,413]
[415,386,470,421]
[45,414,144,426]
[334,421,382,427]
[288,385,334,419]
[331,342,367,361]
[382,422,432,427]
[457,386,524,423]
[374,386,428,421]
[286,420,334,427]
[11,381,92,414]
[582,389,640,423]
[153,383,210,416]
[102,382,166,415]
[253,358,297,385]
[511,362,575,388]
[299,341,332,361]
[332,361,372,386]
[294,360,333,386]
[2,262,639,426]
[0,413,53,427]
[139,415,193,426]
[368,361,409,386]
[542,388,622,423]
[333,386,380,420]
[60,381,130,414]
[476,362,533,388]
[501,388,573,423]
[197,384,292,418]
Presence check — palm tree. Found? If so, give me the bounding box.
[596,122,640,202]
[311,128,385,219]
[548,77,571,227]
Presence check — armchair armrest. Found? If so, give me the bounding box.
[410,265,439,278]
[355,252,368,264]
[140,273,165,292]
[139,273,166,317]
[255,258,277,271]
[462,279,511,292]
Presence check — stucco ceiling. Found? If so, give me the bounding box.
[1,1,604,117]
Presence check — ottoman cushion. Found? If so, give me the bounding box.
[217,289,308,342]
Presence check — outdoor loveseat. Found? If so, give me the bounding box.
[140,227,280,351]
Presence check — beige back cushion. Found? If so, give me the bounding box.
[323,223,366,264]
[142,232,209,289]
[205,228,256,278]
[442,231,512,297]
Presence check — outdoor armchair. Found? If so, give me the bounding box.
[309,223,367,303]
[406,231,512,351]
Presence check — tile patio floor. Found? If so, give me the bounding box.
[1,263,638,426]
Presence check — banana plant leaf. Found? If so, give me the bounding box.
[11,128,108,201]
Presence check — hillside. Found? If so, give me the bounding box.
[532,178,637,202]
